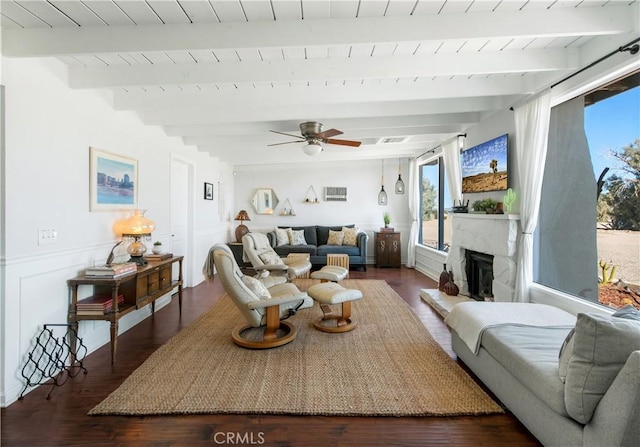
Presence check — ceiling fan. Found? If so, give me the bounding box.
[268,122,361,155]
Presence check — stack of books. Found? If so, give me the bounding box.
[144,253,173,261]
[77,294,125,315]
[85,262,137,278]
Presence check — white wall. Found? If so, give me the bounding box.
[233,159,412,264]
[0,57,232,406]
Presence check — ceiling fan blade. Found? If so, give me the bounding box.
[324,138,362,147]
[267,140,306,146]
[316,128,343,139]
[269,130,305,140]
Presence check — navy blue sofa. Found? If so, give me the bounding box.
[266,225,367,270]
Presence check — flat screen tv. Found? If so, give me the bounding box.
[461,133,508,193]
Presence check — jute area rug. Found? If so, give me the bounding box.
[89,279,503,417]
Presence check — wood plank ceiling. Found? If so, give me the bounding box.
[2,0,639,166]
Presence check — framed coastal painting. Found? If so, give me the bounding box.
[89,147,138,211]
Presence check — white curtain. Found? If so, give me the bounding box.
[406,159,420,268]
[514,92,552,303]
[442,137,463,205]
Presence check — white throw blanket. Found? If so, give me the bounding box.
[445,302,576,354]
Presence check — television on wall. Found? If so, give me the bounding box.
[461,133,509,193]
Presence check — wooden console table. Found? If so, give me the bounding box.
[67,256,183,364]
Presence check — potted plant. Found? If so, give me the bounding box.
[472,198,498,214]
[383,212,391,228]
[152,241,163,254]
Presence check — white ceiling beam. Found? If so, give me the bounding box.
[113,76,535,110]
[182,125,464,146]
[164,113,485,137]
[4,5,634,57]
[143,95,522,126]
[70,48,577,88]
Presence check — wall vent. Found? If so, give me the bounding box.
[325,187,348,202]
[377,136,408,144]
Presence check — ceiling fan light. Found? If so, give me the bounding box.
[303,142,323,156]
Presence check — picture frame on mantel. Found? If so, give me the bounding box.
[204,182,214,200]
[89,147,138,211]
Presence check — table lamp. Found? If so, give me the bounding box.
[116,209,155,265]
[234,209,251,243]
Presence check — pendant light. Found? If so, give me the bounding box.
[394,158,405,194]
[378,159,388,205]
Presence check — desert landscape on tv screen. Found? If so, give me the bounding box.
[461,135,508,193]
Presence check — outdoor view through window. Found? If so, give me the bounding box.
[585,76,639,310]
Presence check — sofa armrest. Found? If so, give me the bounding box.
[266,231,277,247]
[584,350,640,447]
[357,232,368,257]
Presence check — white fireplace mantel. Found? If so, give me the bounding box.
[446,213,521,302]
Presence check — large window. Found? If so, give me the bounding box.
[535,72,639,310]
[419,157,451,251]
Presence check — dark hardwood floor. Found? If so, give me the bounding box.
[1,267,539,447]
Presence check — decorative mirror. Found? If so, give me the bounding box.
[251,188,279,215]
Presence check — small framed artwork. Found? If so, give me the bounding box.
[204,182,214,200]
[90,147,138,211]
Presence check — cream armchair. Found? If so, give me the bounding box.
[242,232,312,280]
[211,244,313,349]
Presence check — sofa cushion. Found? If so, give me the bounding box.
[259,251,284,265]
[317,244,361,256]
[560,306,640,384]
[317,225,353,246]
[564,312,640,424]
[481,325,572,416]
[342,227,360,246]
[558,328,575,383]
[275,228,290,246]
[288,229,307,246]
[241,275,271,300]
[327,230,344,245]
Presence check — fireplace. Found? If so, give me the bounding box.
[446,214,520,302]
[466,250,494,301]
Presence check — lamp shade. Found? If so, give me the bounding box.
[234,210,250,222]
[234,209,251,243]
[303,142,323,156]
[116,209,155,236]
[115,209,155,265]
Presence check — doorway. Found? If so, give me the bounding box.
[170,157,194,287]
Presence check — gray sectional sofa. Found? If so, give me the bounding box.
[266,225,367,270]
[445,302,640,447]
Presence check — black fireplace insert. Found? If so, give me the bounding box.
[466,250,494,301]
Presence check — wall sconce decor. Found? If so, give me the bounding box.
[378,159,387,206]
[234,209,251,242]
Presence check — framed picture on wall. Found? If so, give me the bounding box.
[89,147,138,211]
[204,182,214,200]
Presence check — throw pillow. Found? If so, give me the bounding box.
[342,227,360,246]
[327,230,345,246]
[564,312,640,424]
[288,229,307,246]
[612,304,640,320]
[275,228,290,246]
[241,275,271,300]
[558,328,575,383]
[259,251,284,265]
